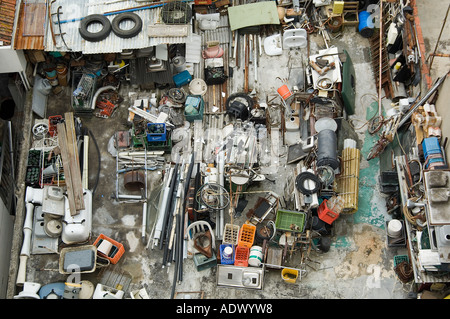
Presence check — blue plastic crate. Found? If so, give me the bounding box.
[147,123,167,142]
[220,244,235,264]
[422,137,441,158]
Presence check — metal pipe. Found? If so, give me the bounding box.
[159,164,179,250]
[153,167,174,246]
[398,72,449,127]
[16,203,34,286]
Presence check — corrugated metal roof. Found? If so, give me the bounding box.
[45,0,194,54]
[0,0,17,46]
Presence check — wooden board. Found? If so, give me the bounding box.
[23,2,46,36]
[57,122,77,216]
[64,112,85,211]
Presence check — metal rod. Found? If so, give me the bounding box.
[378,0,383,117]
[398,72,449,127]
[159,164,179,250]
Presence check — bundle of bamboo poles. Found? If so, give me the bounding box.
[336,139,360,214]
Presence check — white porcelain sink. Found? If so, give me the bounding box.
[62,189,92,244]
[283,29,307,49]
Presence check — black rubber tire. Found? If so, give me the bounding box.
[161,1,192,24]
[111,12,143,39]
[79,14,112,42]
[295,171,321,195]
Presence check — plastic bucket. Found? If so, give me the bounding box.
[248,246,263,267]
[277,84,292,100]
[387,219,403,238]
[358,11,374,38]
[281,268,298,283]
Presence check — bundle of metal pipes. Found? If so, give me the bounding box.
[147,153,196,297]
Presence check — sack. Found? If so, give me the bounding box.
[204,67,228,85]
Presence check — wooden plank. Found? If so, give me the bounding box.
[64,112,85,211]
[57,122,77,216]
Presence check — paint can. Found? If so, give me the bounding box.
[223,246,233,259]
[387,219,403,238]
[45,68,59,87]
[277,84,292,100]
[56,64,68,86]
[248,246,263,267]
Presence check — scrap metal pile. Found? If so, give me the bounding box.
[13,0,450,299]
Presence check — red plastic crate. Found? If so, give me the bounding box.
[318,199,339,225]
[234,246,249,267]
[93,234,125,264]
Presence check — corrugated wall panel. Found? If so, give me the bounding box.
[45,0,192,53]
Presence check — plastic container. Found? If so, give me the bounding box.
[281,268,299,283]
[422,137,441,158]
[184,95,204,122]
[147,123,167,142]
[387,219,403,238]
[93,234,125,264]
[358,11,374,38]
[223,223,240,245]
[238,223,256,248]
[275,209,307,232]
[193,253,217,271]
[248,246,263,267]
[317,199,339,225]
[394,255,409,267]
[277,84,292,100]
[173,70,192,87]
[220,244,235,264]
[234,246,250,267]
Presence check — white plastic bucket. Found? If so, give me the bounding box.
[387,219,402,238]
[248,246,263,267]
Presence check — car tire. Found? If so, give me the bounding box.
[79,14,112,42]
[111,12,143,39]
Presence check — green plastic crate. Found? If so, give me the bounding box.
[275,209,306,232]
[394,255,409,267]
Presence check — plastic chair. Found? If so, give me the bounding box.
[186,221,216,258]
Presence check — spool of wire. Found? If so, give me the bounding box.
[196,183,230,211]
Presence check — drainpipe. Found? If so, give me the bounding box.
[91,85,118,110]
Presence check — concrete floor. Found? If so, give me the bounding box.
[8,0,449,300]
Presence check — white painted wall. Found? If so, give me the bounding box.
[0,47,27,74]
[0,196,13,298]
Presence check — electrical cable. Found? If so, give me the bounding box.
[295,171,321,195]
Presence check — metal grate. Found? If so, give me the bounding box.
[161,1,192,25]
